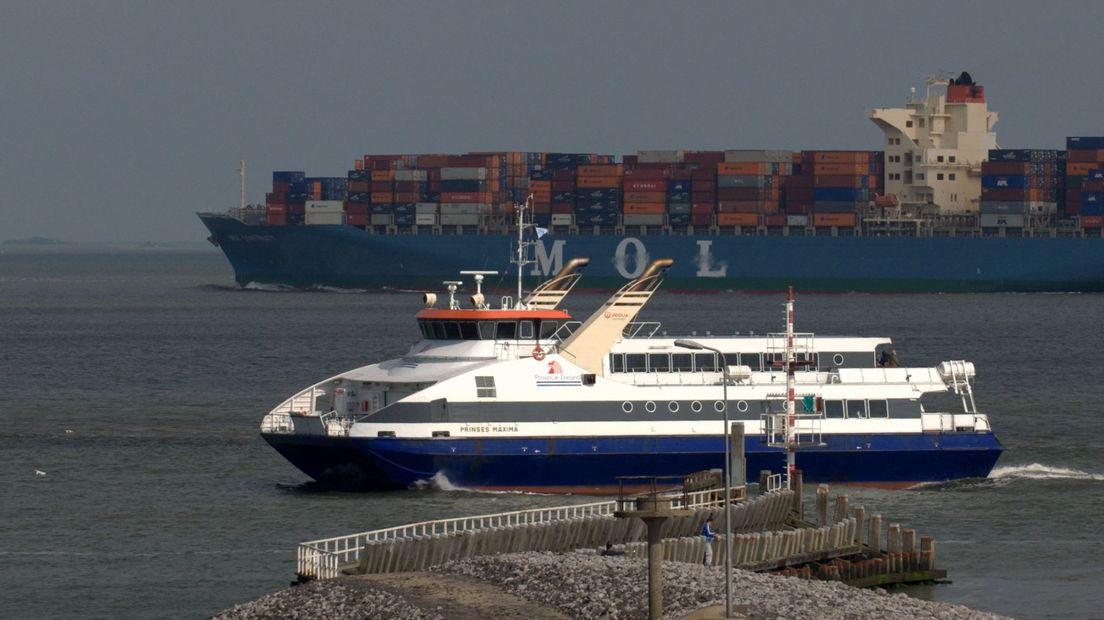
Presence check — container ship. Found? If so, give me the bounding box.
[199,73,1104,293]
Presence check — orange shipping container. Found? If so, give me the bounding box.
[394,192,419,202]
[370,192,394,203]
[813,213,857,227]
[348,180,371,193]
[528,180,552,192]
[577,176,621,188]
[624,191,666,203]
[371,170,395,182]
[1066,149,1104,163]
[813,163,869,175]
[622,202,666,214]
[717,162,767,175]
[812,152,871,164]
[1067,162,1101,176]
[717,213,759,226]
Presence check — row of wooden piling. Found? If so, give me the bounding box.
[348,490,794,576]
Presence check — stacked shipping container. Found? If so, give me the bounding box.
[979,149,1061,229]
[801,151,885,229]
[1066,137,1104,229]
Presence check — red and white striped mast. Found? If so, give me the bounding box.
[784,285,797,491]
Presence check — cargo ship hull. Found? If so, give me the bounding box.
[201,213,1104,293]
[347,432,1003,492]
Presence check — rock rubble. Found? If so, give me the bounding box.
[212,551,1013,620]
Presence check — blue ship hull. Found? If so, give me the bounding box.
[325,432,1005,492]
[200,214,1104,292]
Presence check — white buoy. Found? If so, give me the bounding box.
[35,469,46,477]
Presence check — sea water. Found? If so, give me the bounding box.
[1,247,1101,619]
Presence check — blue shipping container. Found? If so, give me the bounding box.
[668,213,691,226]
[1081,193,1104,209]
[575,201,621,213]
[1067,137,1104,150]
[441,179,485,192]
[667,191,690,203]
[574,211,619,226]
[813,188,864,202]
[981,175,1029,189]
[576,188,622,201]
[667,180,692,192]
[273,171,305,184]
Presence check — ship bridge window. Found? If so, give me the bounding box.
[610,354,625,373]
[846,400,867,419]
[825,400,845,419]
[519,320,534,339]
[444,322,461,339]
[626,354,647,372]
[432,321,447,339]
[868,400,889,418]
[479,321,495,339]
[740,353,762,371]
[648,353,670,373]
[459,321,479,340]
[672,353,693,372]
[539,321,560,339]
[495,321,517,339]
[694,353,717,372]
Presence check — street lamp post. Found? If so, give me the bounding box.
[674,339,732,618]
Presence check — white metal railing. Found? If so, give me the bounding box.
[297,485,744,579]
[261,412,294,433]
[764,473,785,493]
[273,386,325,416]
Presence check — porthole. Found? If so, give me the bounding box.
[622,401,634,414]
[833,353,845,366]
[645,401,657,413]
[736,400,749,413]
[713,401,725,413]
[668,401,679,413]
[690,401,702,413]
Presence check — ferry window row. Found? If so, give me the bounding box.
[609,351,822,373]
[418,320,562,340]
[822,399,889,419]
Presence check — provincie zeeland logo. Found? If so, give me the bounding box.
[536,360,581,386]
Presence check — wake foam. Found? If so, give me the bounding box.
[989,463,1104,482]
[242,281,294,292]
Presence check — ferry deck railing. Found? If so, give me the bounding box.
[297,484,746,580]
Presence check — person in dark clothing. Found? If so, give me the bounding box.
[879,349,900,368]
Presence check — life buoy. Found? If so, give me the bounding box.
[532,346,546,361]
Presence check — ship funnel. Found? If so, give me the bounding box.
[522,257,591,310]
[559,258,673,375]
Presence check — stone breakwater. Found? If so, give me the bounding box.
[213,551,1012,620]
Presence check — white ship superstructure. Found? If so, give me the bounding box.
[867,72,999,214]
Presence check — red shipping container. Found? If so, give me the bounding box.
[441,192,490,203]
[550,203,573,214]
[1067,149,1104,163]
[266,212,286,226]
[551,169,576,181]
[765,215,787,226]
[785,203,812,215]
[717,162,767,175]
[717,201,763,213]
[691,203,715,214]
[346,213,368,226]
[1082,180,1104,192]
[1067,162,1101,175]
[287,203,305,215]
[981,161,1031,175]
[717,213,759,226]
[719,187,773,201]
[814,175,867,188]
[531,203,551,214]
[683,151,725,165]
[578,164,623,176]
[1081,215,1103,228]
[271,181,291,196]
[623,203,665,214]
[551,180,575,192]
[691,213,713,226]
[577,176,621,188]
[344,203,369,216]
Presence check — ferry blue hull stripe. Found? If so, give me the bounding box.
[316,432,1006,489]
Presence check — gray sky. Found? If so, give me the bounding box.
[2,1,1102,242]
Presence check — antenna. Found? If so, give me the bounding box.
[443,281,463,310]
[239,160,246,210]
[512,195,537,309]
